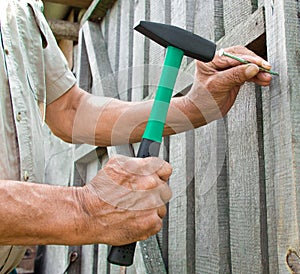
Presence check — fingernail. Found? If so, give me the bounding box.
[262,60,271,69]
[245,64,259,78]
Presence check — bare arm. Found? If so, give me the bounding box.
[46,46,272,146]
[0,180,82,245]
[0,156,172,246]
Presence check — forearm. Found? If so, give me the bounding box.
[46,83,207,146]
[47,86,204,146]
[0,180,87,245]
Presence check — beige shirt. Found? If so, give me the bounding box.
[0,0,76,272]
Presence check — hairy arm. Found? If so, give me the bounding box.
[0,156,172,246]
[0,180,85,245]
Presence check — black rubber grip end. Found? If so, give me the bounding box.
[137,138,160,158]
[107,242,136,266]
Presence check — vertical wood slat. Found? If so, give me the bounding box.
[81,21,118,98]
[168,132,188,274]
[193,0,231,273]
[223,0,252,33]
[148,0,166,98]
[76,28,92,93]
[117,0,134,101]
[79,159,99,274]
[194,3,218,273]
[227,83,264,273]
[264,0,300,273]
[132,0,147,102]
[167,2,196,273]
[223,0,267,273]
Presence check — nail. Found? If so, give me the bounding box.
[219,48,279,76]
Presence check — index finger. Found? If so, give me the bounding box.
[213,46,271,70]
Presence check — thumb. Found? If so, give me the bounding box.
[220,64,260,89]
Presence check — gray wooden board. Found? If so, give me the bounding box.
[168,132,188,273]
[217,6,265,49]
[106,1,120,74]
[148,0,166,97]
[193,0,230,273]
[76,28,92,92]
[223,0,252,33]
[227,83,264,273]
[195,123,219,274]
[223,1,266,273]
[117,0,134,101]
[264,0,300,273]
[82,21,119,98]
[131,0,147,102]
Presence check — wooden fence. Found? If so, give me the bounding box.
[43,0,300,273]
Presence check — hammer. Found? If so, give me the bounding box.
[107,21,216,266]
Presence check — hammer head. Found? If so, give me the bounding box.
[134,21,216,62]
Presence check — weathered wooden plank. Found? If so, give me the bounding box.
[167,2,196,273]
[131,0,148,102]
[80,0,117,24]
[223,0,252,34]
[42,246,69,274]
[96,245,108,274]
[168,132,188,274]
[195,120,231,274]
[147,0,166,98]
[170,0,194,69]
[80,158,99,274]
[82,21,119,98]
[227,83,264,273]
[263,0,300,273]
[217,6,265,49]
[116,0,134,101]
[76,28,92,92]
[194,0,214,40]
[184,7,267,77]
[223,0,267,273]
[105,1,120,74]
[188,1,231,273]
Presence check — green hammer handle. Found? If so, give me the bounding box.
[107,46,184,266]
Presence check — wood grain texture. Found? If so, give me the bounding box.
[168,132,188,274]
[131,0,148,102]
[264,0,300,273]
[223,1,266,273]
[193,0,230,273]
[227,83,264,273]
[217,6,265,48]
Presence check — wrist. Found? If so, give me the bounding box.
[71,184,110,245]
[185,80,223,125]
